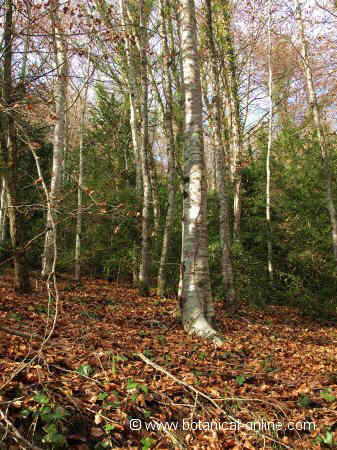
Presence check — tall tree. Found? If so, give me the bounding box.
[1,0,31,292]
[75,54,91,282]
[294,0,337,261]
[266,0,274,281]
[120,0,153,295]
[42,0,68,277]
[219,0,244,238]
[157,0,178,297]
[0,179,7,245]
[179,0,223,343]
[205,0,235,303]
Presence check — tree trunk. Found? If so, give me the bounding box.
[266,0,273,282]
[205,0,235,304]
[138,0,152,296]
[120,0,143,195]
[294,0,337,261]
[171,4,187,302]
[42,0,67,278]
[74,56,91,282]
[220,0,243,239]
[157,0,177,297]
[0,178,7,244]
[179,0,223,344]
[2,0,31,293]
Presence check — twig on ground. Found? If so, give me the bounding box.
[137,352,291,449]
[0,325,40,339]
[0,408,43,450]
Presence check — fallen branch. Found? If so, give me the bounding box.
[137,353,291,449]
[0,325,40,339]
[0,408,43,450]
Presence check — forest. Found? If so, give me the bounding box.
[0,0,337,448]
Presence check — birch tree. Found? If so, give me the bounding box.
[294,0,337,261]
[42,0,68,277]
[179,0,223,344]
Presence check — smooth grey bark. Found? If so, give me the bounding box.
[120,0,142,285]
[179,0,223,344]
[119,0,142,194]
[137,0,152,296]
[170,4,187,302]
[219,0,243,239]
[294,0,337,261]
[205,0,235,304]
[42,0,67,277]
[0,178,7,244]
[157,0,177,297]
[75,55,91,282]
[120,0,153,293]
[266,0,273,281]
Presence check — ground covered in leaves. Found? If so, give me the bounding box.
[0,274,337,449]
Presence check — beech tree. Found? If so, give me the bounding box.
[205,0,235,303]
[179,0,223,343]
[42,0,68,277]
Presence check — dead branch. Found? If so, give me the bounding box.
[0,408,43,450]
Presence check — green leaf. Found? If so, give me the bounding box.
[235,375,246,386]
[43,423,58,434]
[104,423,115,432]
[52,407,69,420]
[141,437,155,450]
[34,392,49,404]
[42,431,66,446]
[297,394,312,408]
[77,364,93,377]
[127,380,139,391]
[320,389,336,403]
[97,392,109,401]
[20,408,31,418]
[130,393,138,402]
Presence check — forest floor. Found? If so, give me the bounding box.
[0,274,337,449]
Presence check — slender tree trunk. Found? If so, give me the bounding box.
[0,178,7,244]
[42,0,67,277]
[266,0,273,281]
[294,0,337,261]
[179,0,223,344]
[171,5,187,302]
[2,0,31,293]
[120,0,152,284]
[157,0,177,297]
[138,0,152,296]
[148,148,160,236]
[120,0,142,195]
[205,0,235,304]
[74,56,90,281]
[220,0,243,239]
